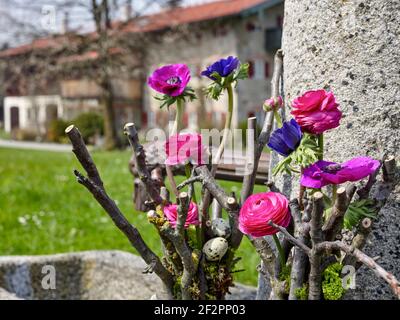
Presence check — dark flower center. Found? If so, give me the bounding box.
[322,164,342,174]
[166,76,181,85]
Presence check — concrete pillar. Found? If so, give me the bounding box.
[282,0,399,299]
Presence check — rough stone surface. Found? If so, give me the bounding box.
[283,0,399,299]
[0,250,255,300]
[0,288,21,300]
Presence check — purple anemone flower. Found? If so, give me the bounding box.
[301,157,380,189]
[148,64,190,97]
[201,56,240,80]
[267,119,303,157]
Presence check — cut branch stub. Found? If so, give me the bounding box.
[323,187,348,241]
[176,191,190,236]
[383,156,396,182]
[310,191,324,246]
[65,125,104,189]
[308,191,324,300]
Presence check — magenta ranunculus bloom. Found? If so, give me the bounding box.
[291,89,342,134]
[148,64,191,97]
[163,202,200,228]
[301,157,380,189]
[239,192,290,237]
[165,133,208,166]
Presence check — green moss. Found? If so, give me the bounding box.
[278,265,292,294]
[295,284,308,300]
[322,263,346,300]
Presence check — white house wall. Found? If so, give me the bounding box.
[4,95,63,133]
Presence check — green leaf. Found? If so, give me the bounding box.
[154,86,197,109]
[344,200,377,230]
[234,63,249,81]
[271,133,321,176]
[210,71,222,84]
[272,156,293,176]
[206,82,224,100]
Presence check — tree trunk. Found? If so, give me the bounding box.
[282,0,399,299]
[100,79,119,150]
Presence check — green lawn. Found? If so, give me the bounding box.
[0,147,265,285]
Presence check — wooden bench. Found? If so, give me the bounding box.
[129,142,270,210]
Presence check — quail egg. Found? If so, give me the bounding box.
[202,237,229,261]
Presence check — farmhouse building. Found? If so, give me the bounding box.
[0,0,283,137]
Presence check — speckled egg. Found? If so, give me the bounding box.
[202,237,229,261]
[211,218,231,239]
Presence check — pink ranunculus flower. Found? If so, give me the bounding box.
[165,133,208,166]
[239,192,290,237]
[148,64,191,97]
[163,202,200,228]
[263,96,283,111]
[291,89,342,134]
[300,157,380,189]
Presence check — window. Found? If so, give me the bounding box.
[277,15,284,28]
[248,60,269,79]
[248,61,255,78]
[141,112,148,127]
[246,22,256,32]
[265,62,270,78]
[254,59,264,80]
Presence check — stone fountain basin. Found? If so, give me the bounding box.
[0,250,256,300]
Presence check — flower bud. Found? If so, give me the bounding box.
[263,96,283,111]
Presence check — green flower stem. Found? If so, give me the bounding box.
[201,83,234,246]
[272,233,286,270]
[211,83,233,171]
[318,134,324,160]
[331,184,337,205]
[185,163,201,247]
[171,98,184,135]
[167,99,185,199]
[273,109,283,128]
[184,164,191,178]
[185,164,197,204]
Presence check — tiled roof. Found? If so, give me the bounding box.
[123,0,267,32]
[0,0,270,58]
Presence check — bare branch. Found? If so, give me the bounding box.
[72,170,174,296]
[323,187,349,241]
[124,123,163,205]
[383,155,396,182]
[194,166,239,214]
[288,199,311,299]
[268,220,311,255]
[250,236,276,278]
[308,191,324,300]
[316,241,400,299]
[65,125,104,189]
[342,217,373,268]
[160,225,195,299]
[266,180,282,193]
[177,176,203,190]
[175,192,190,236]
[357,162,382,199]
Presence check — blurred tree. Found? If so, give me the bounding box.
[0,0,181,149]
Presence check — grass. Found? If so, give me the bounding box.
[0,147,265,286]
